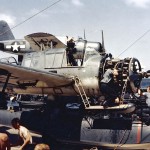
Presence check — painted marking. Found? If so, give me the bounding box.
[6,41,25,52]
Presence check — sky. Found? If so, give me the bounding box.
[1,0,150,70]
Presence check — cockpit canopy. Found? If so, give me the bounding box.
[66,39,105,66]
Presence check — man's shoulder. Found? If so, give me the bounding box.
[20,126,28,132]
[104,69,113,75]
[129,74,140,80]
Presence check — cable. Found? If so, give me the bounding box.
[118,29,150,57]
[114,129,128,150]
[0,0,63,37]
[114,129,131,150]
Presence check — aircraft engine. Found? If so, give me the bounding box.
[99,56,142,99]
[97,55,150,125]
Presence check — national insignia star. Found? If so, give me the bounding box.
[11,42,19,52]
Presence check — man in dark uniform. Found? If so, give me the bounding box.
[66,37,77,66]
[129,73,143,94]
[100,68,120,107]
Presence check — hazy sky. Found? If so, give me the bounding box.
[1,0,150,70]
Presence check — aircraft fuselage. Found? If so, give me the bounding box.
[15,44,102,96]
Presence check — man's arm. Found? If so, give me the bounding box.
[19,131,31,150]
[130,81,138,93]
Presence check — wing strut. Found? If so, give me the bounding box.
[2,73,11,93]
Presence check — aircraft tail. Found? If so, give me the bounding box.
[0,20,15,41]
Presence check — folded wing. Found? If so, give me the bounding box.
[24,32,66,51]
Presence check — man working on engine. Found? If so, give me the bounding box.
[129,72,144,95]
[100,68,120,107]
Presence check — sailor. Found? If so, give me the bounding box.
[7,94,16,109]
[100,68,120,107]
[66,36,77,66]
[129,72,144,94]
[0,133,10,150]
[11,118,33,150]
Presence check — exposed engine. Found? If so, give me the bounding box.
[88,53,150,127]
[100,56,142,95]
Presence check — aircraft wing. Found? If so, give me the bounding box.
[0,62,74,88]
[24,32,66,51]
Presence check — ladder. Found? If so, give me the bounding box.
[74,76,91,108]
[121,80,128,103]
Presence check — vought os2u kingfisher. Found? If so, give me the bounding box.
[0,21,143,113]
[0,20,150,149]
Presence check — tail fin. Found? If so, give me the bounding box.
[0,20,15,41]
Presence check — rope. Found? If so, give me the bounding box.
[0,0,64,37]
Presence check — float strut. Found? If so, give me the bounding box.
[2,73,11,93]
